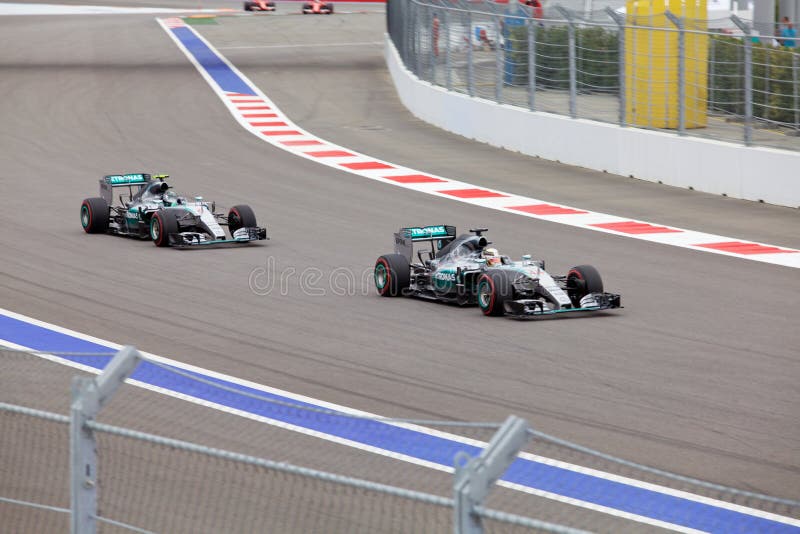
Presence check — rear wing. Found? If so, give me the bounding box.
[99,173,154,204]
[394,225,456,260]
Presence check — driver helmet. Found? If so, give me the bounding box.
[147,181,167,196]
[483,247,502,266]
[163,190,178,206]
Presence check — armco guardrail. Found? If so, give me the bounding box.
[3,347,799,533]
[385,0,800,208]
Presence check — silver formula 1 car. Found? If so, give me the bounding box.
[80,173,268,247]
[374,226,621,318]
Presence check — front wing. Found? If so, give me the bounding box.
[168,227,268,247]
[504,292,622,318]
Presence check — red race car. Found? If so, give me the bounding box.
[244,0,276,12]
[302,0,333,14]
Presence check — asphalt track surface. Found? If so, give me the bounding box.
[1,0,799,510]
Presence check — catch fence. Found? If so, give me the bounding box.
[2,347,798,533]
[386,0,800,151]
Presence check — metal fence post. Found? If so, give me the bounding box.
[467,10,475,97]
[495,14,503,103]
[794,54,799,134]
[568,16,577,118]
[527,16,537,111]
[453,415,530,534]
[400,0,407,64]
[403,0,412,64]
[405,0,411,67]
[765,48,771,115]
[606,7,626,126]
[70,376,98,534]
[732,15,753,145]
[665,11,685,135]
[709,37,716,113]
[555,7,577,118]
[70,346,142,534]
[430,6,437,84]
[445,9,452,91]
[415,2,422,77]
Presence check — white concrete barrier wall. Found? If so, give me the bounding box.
[385,35,800,209]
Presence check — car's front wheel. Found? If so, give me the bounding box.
[228,205,257,238]
[477,270,513,316]
[566,264,603,307]
[374,254,410,297]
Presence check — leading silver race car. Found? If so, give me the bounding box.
[374,225,621,318]
[80,173,268,247]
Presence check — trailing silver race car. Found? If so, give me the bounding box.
[80,173,268,247]
[374,226,621,318]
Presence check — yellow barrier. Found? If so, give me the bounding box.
[625,0,708,128]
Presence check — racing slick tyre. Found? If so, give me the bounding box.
[327,4,333,13]
[80,197,109,234]
[566,264,603,308]
[374,254,410,297]
[477,270,513,316]
[243,2,254,10]
[150,210,179,247]
[302,3,310,13]
[228,205,257,238]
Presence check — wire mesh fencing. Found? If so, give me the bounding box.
[1,406,71,533]
[387,0,800,151]
[2,347,799,533]
[481,428,800,533]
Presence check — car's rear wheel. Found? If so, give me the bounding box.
[80,197,109,234]
[243,1,254,10]
[566,264,603,307]
[375,254,410,297]
[228,205,257,238]
[151,210,178,247]
[477,270,513,316]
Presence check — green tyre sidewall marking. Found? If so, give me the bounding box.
[150,216,160,242]
[81,205,90,229]
[375,262,388,292]
[478,278,491,311]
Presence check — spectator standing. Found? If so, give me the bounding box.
[780,16,797,48]
[432,13,440,57]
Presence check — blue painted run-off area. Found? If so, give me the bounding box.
[3,312,796,533]
[173,27,256,96]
